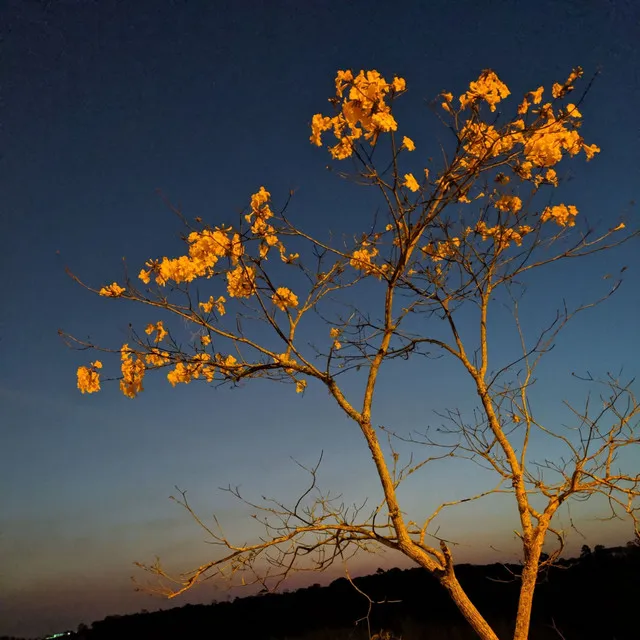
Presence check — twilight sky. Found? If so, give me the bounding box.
[1,0,639,637]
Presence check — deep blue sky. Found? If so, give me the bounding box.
[2,0,639,636]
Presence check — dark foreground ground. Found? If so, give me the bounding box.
[6,543,639,640]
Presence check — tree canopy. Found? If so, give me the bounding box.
[64,66,638,640]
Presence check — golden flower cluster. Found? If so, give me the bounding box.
[77,360,102,394]
[145,321,168,343]
[99,283,125,297]
[145,348,171,367]
[199,295,226,315]
[403,173,420,192]
[138,226,243,287]
[245,186,279,254]
[272,287,299,312]
[494,195,523,214]
[82,67,612,400]
[451,69,599,183]
[243,186,298,265]
[349,245,388,278]
[422,237,461,263]
[120,344,145,398]
[540,204,578,227]
[167,353,216,386]
[226,265,256,298]
[552,67,583,99]
[310,69,406,159]
[475,221,533,250]
[459,70,511,112]
[402,136,415,151]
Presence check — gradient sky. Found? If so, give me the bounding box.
[2,0,639,637]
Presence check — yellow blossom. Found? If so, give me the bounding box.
[515,161,533,179]
[246,187,276,243]
[553,67,583,99]
[281,252,299,264]
[221,354,237,368]
[167,354,214,386]
[226,265,256,298]
[295,379,307,393]
[77,365,101,394]
[310,69,403,159]
[459,70,510,112]
[120,344,145,398]
[330,327,341,338]
[521,107,583,167]
[583,143,600,161]
[423,237,461,262]
[475,222,532,250]
[201,335,211,345]
[402,136,416,151]
[275,352,297,374]
[199,297,213,313]
[146,226,243,287]
[310,113,333,147]
[272,287,299,311]
[391,77,406,92]
[371,112,398,132]
[167,362,191,386]
[145,348,170,367]
[138,269,151,284]
[567,67,583,83]
[545,169,558,186]
[329,136,354,160]
[529,86,544,104]
[565,103,582,118]
[250,186,271,212]
[540,204,578,227]
[494,195,522,213]
[458,120,522,167]
[350,246,380,276]
[202,365,216,382]
[138,260,158,284]
[199,295,226,315]
[403,173,420,192]
[145,321,168,343]
[99,282,126,297]
[335,69,354,95]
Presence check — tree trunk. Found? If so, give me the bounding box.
[512,547,541,640]
[441,573,500,640]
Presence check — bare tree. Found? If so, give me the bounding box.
[63,67,639,640]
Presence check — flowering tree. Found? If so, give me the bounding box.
[64,67,639,640]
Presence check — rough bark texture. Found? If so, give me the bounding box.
[513,544,543,640]
[441,574,500,640]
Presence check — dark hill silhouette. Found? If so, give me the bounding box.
[6,542,639,640]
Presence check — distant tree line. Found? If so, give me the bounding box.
[5,542,637,640]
